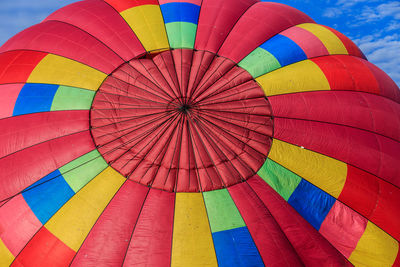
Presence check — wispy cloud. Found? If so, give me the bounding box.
[386,21,400,32]
[357,1,400,22]
[323,7,343,18]
[354,33,400,86]
[335,0,378,8]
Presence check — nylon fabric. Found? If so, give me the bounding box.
[171,193,218,266]
[296,23,348,55]
[349,222,399,266]
[50,86,95,111]
[120,5,170,52]
[203,189,245,232]
[257,158,301,201]
[218,2,314,62]
[212,227,264,267]
[13,83,59,116]
[274,117,400,188]
[228,181,304,266]
[288,179,336,230]
[22,170,74,224]
[0,21,124,74]
[27,54,107,90]
[248,176,351,266]
[0,0,399,266]
[0,131,94,202]
[0,239,14,266]
[44,167,125,251]
[0,84,24,119]
[45,0,146,61]
[123,189,175,266]
[160,3,200,24]
[12,227,76,266]
[71,182,149,266]
[268,139,347,198]
[0,195,42,257]
[319,201,368,258]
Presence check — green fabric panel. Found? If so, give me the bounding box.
[59,149,108,192]
[238,47,281,78]
[257,158,301,201]
[166,22,197,49]
[50,86,96,111]
[203,189,245,233]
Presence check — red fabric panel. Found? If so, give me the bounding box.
[0,131,94,202]
[274,118,400,187]
[105,0,159,12]
[45,0,146,62]
[12,227,75,267]
[186,51,216,99]
[228,181,304,266]
[0,195,42,256]
[172,49,192,100]
[311,55,380,95]
[393,251,400,266]
[0,110,89,159]
[280,26,329,59]
[0,21,123,74]
[319,201,368,258]
[191,57,235,100]
[72,181,149,266]
[247,176,350,266]
[339,166,400,240]
[339,166,379,220]
[0,51,47,85]
[0,84,24,119]
[321,26,365,59]
[269,91,400,142]
[123,189,175,266]
[195,0,258,53]
[174,119,199,192]
[218,2,314,62]
[359,57,400,103]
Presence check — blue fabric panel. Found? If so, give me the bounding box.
[259,34,307,67]
[212,227,264,267]
[13,83,59,116]
[160,3,201,24]
[22,170,74,224]
[288,179,335,230]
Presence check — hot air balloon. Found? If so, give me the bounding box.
[0,0,399,266]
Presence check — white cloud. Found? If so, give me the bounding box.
[335,0,378,8]
[323,7,343,18]
[386,21,400,31]
[358,1,400,22]
[354,33,400,86]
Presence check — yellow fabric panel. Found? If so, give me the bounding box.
[256,60,331,96]
[297,23,348,55]
[121,5,169,52]
[171,193,218,267]
[268,139,347,198]
[0,239,14,266]
[27,54,107,91]
[349,222,399,266]
[45,167,125,251]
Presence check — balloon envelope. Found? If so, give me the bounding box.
[0,0,399,266]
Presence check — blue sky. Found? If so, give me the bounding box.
[0,0,399,86]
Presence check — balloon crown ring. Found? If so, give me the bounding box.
[90,49,274,192]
